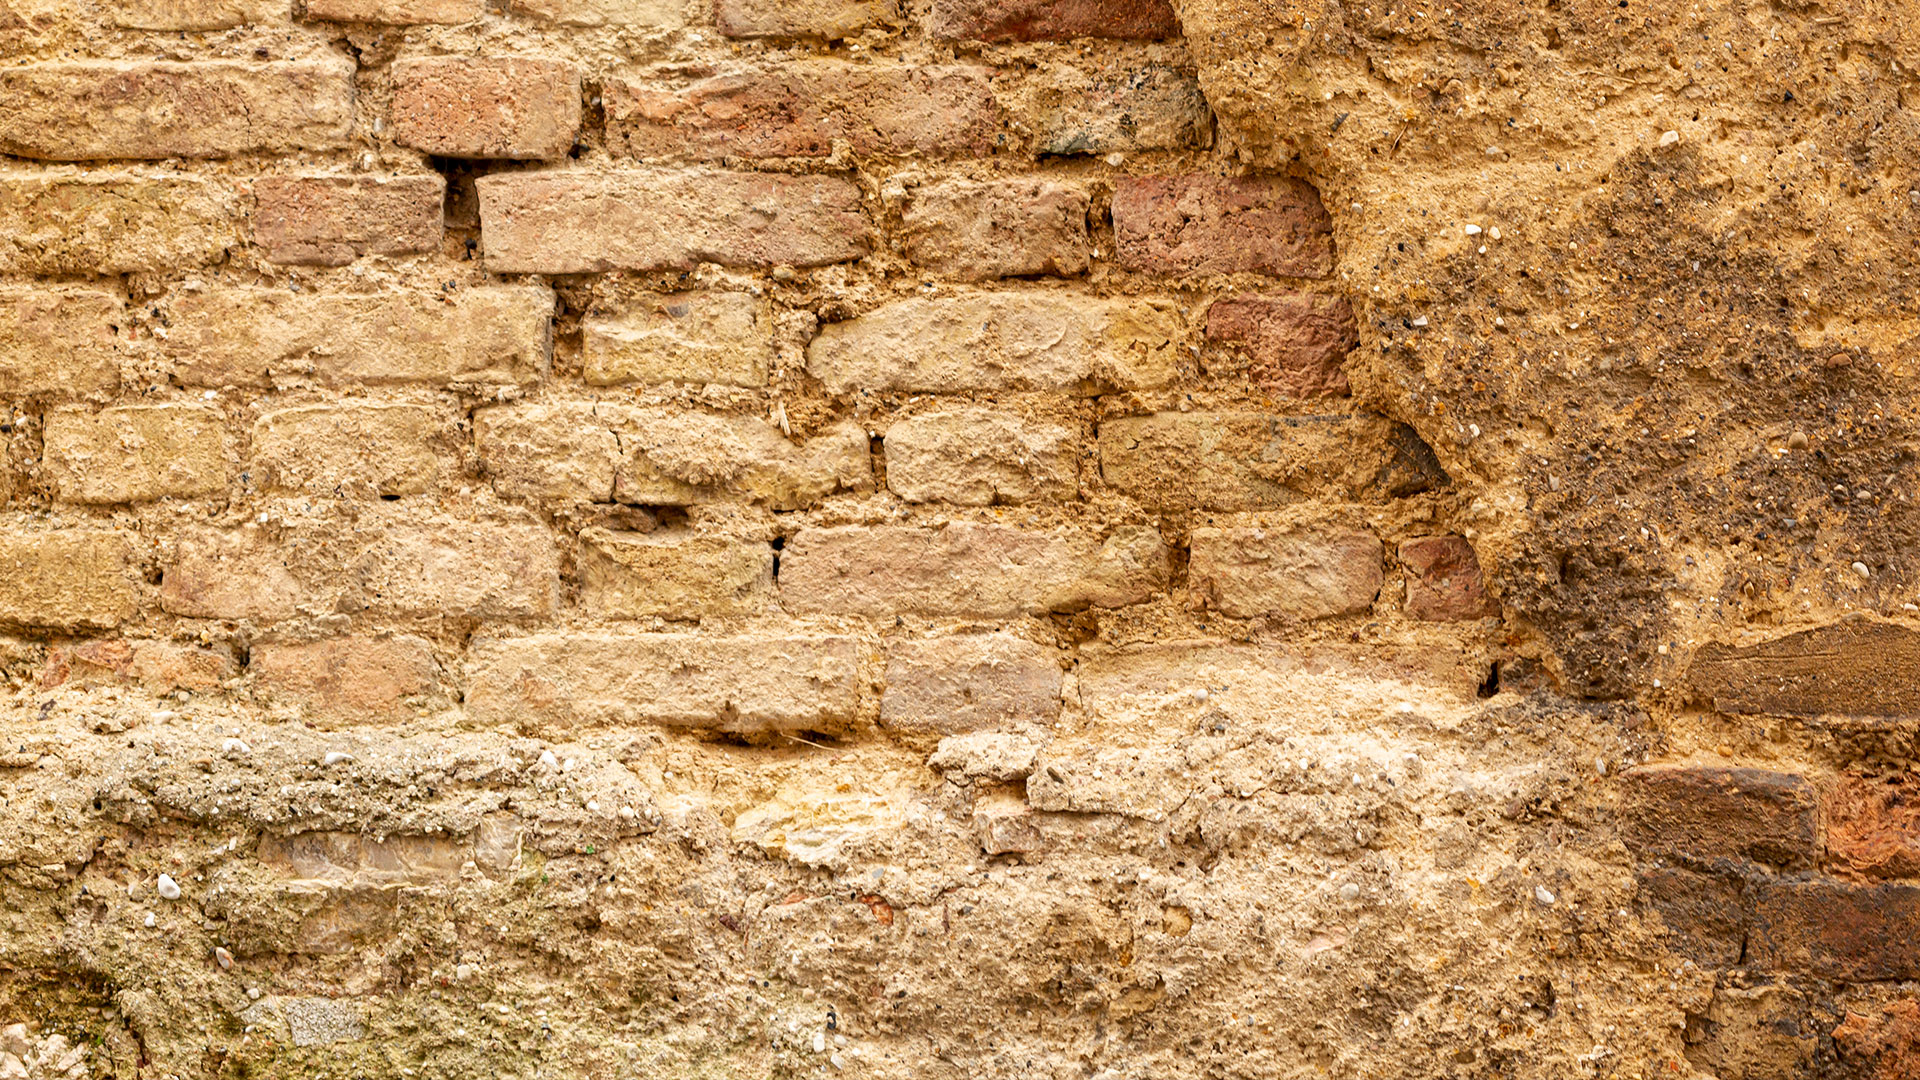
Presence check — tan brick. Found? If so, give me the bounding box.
[1098,412,1444,511]
[715,0,894,37]
[896,177,1089,281]
[161,526,307,623]
[0,531,140,630]
[473,402,621,505]
[1189,526,1383,620]
[1112,174,1335,277]
[0,60,354,161]
[1034,63,1211,155]
[39,639,235,691]
[807,293,1179,395]
[252,175,445,266]
[1399,535,1496,621]
[251,403,454,497]
[391,58,582,160]
[103,0,288,29]
[252,636,440,721]
[43,404,229,504]
[883,408,1077,505]
[464,632,861,734]
[578,529,775,619]
[163,285,551,389]
[1204,292,1355,396]
[509,0,683,25]
[607,62,996,159]
[476,170,869,274]
[0,173,239,274]
[582,291,771,387]
[0,286,123,398]
[780,522,1169,618]
[306,0,478,22]
[928,0,1178,40]
[881,634,1061,738]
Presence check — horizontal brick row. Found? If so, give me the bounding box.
[1643,868,1920,981]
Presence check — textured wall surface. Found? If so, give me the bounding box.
[0,0,1915,1076]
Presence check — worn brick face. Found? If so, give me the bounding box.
[250,403,454,497]
[306,0,478,22]
[896,177,1090,280]
[1688,617,1920,719]
[0,286,123,398]
[884,409,1078,505]
[1826,771,1920,879]
[0,531,140,630]
[881,634,1062,738]
[1204,292,1355,396]
[43,404,229,504]
[716,0,895,37]
[391,58,583,160]
[1112,174,1335,277]
[928,0,1179,41]
[577,529,775,620]
[1189,526,1383,620]
[1620,764,1820,870]
[253,176,444,266]
[1398,535,1496,621]
[103,0,288,28]
[1033,63,1211,155]
[582,291,772,387]
[1749,880,1920,980]
[40,639,236,692]
[1098,412,1439,511]
[252,636,441,722]
[0,60,354,160]
[0,173,238,274]
[509,0,683,24]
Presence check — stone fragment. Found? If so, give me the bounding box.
[1827,771,1920,879]
[0,531,139,630]
[508,0,682,24]
[0,173,239,274]
[103,0,287,28]
[1033,63,1210,155]
[896,177,1089,280]
[1835,1000,1920,1080]
[582,291,772,387]
[927,732,1040,782]
[1112,174,1335,277]
[1098,412,1442,510]
[881,634,1062,737]
[1684,985,1820,1079]
[476,170,869,274]
[276,998,366,1048]
[1398,535,1496,620]
[577,529,775,619]
[927,0,1179,41]
[616,412,872,509]
[715,0,894,37]
[252,175,445,266]
[1636,867,1747,967]
[0,60,354,160]
[391,58,582,159]
[1204,292,1355,396]
[465,633,861,734]
[252,636,440,721]
[1189,526,1383,619]
[883,409,1077,505]
[306,0,477,21]
[1689,617,1920,719]
[39,639,235,692]
[808,293,1179,395]
[606,63,997,159]
[250,403,454,497]
[780,523,1170,618]
[42,404,228,503]
[1619,764,1819,870]
[0,286,123,398]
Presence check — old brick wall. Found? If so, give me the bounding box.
[0,0,1909,1077]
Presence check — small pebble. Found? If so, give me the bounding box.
[143,912,156,928]
[1339,883,1361,901]
[322,751,352,766]
[222,738,251,756]
[1658,130,1680,147]
[1489,226,1502,240]
[156,874,182,900]
[1464,223,1482,235]
[830,1054,846,1070]
[813,1032,826,1054]
[213,946,233,970]
[538,750,559,769]
[1535,885,1557,905]
[456,963,472,980]
[1787,431,1808,450]
[247,987,261,1000]
[1854,562,1872,578]
[618,806,637,821]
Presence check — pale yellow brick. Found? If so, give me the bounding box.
[883,408,1077,505]
[0,531,140,630]
[582,291,772,388]
[0,286,122,398]
[0,173,239,274]
[578,529,774,620]
[1188,526,1383,620]
[252,636,442,722]
[43,403,228,504]
[251,403,454,497]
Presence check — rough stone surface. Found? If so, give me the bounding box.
[251,636,440,722]
[1688,618,1920,719]
[252,175,445,266]
[0,286,123,398]
[0,531,138,630]
[391,58,582,160]
[883,408,1077,505]
[1619,765,1820,870]
[1188,526,1383,620]
[305,0,477,21]
[0,173,238,273]
[1113,174,1335,277]
[895,177,1090,280]
[1033,62,1211,155]
[250,403,455,497]
[927,0,1178,41]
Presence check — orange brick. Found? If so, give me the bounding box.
[391,58,582,160]
[253,175,444,266]
[252,636,441,721]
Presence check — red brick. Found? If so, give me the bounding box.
[391,58,582,160]
[896,177,1089,281]
[606,63,997,160]
[0,173,240,275]
[252,636,440,722]
[253,175,444,266]
[716,0,895,37]
[1189,526,1382,620]
[1835,1001,1920,1080]
[1399,535,1496,621]
[1827,771,1920,879]
[927,0,1178,41]
[0,60,354,160]
[1112,174,1335,277]
[0,286,123,398]
[1636,868,1746,968]
[1620,764,1819,870]
[1205,292,1355,396]
[476,170,868,274]
[0,531,140,631]
[1749,879,1920,980]
[39,639,236,692]
[306,0,478,22]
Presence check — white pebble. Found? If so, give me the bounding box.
[1411,315,1429,327]
[144,912,156,927]
[618,806,637,821]
[1658,130,1680,147]
[830,1054,846,1070]
[1853,562,1871,578]
[1339,883,1361,901]
[1489,226,1502,240]
[1595,758,1608,776]
[812,1032,826,1054]
[1464,224,1482,235]
[456,963,472,980]
[539,750,559,769]
[213,946,233,970]
[1535,885,1557,905]
[222,738,251,756]
[156,874,182,900]
[322,751,352,766]
[562,757,577,773]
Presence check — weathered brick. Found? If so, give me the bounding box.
[1834,1000,1920,1080]
[0,286,122,398]
[1112,174,1335,277]
[807,294,1178,395]
[42,403,229,504]
[465,632,861,734]
[252,636,440,721]
[476,170,869,274]
[578,529,775,619]
[1034,63,1211,155]
[1684,986,1820,1078]
[582,291,771,387]
[0,60,354,160]
[473,402,621,504]
[0,173,238,274]
[1620,765,1820,870]
[1636,867,1746,968]
[715,0,894,37]
[39,639,236,692]
[391,58,582,160]
[607,62,996,159]
[1204,292,1355,396]
[0,531,139,630]
[881,634,1061,738]
[1827,772,1920,879]
[928,0,1178,41]
[1399,535,1495,621]
[103,0,288,29]
[780,523,1170,618]
[253,175,444,266]
[306,0,478,22]
[1689,617,1920,719]
[251,403,453,497]
[1189,526,1383,620]
[883,408,1077,505]
[1098,412,1445,511]
[1749,880,1920,980]
[509,0,683,25]
[160,526,306,623]
[163,285,551,389]
[896,177,1089,280]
